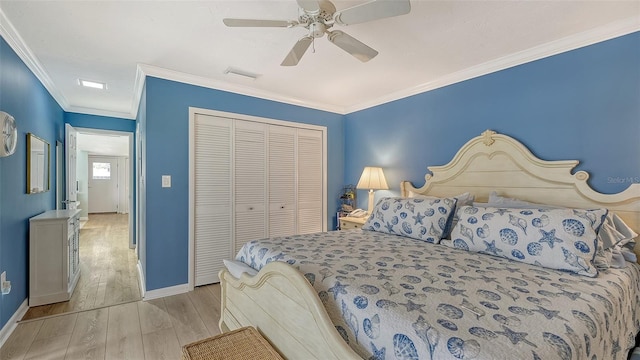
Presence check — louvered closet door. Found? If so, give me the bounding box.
[268,125,296,237]
[297,129,323,234]
[194,114,232,286]
[234,120,267,255]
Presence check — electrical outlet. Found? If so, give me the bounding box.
[1,271,9,295]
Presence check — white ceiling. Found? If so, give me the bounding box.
[77,132,130,157]
[0,1,638,119]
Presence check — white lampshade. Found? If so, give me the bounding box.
[356,167,389,190]
[356,167,388,214]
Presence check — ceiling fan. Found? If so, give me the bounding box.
[223,0,411,66]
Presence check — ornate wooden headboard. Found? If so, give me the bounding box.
[401,130,640,257]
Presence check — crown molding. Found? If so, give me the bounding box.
[1,8,136,120]
[2,5,638,120]
[344,16,640,114]
[0,8,70,109]
[65,105,136,120]
[137,64,347,115]
[131,65,147,119]
[136,18,640,116]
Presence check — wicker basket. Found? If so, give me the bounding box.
[181,326,285,360]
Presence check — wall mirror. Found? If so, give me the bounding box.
[27,133,50,194]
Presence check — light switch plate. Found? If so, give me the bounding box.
[162,175,171,188]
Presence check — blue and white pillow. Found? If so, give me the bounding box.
[448,206,608,277]
[486,192,637,250]
[362,197,457,243]
[408,192,475,239]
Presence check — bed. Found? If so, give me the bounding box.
[218,130,640,359]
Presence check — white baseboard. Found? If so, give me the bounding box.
[143,283,189,301]
[0,299,28,348]
[137,261,188,301]
[137,260,146,299]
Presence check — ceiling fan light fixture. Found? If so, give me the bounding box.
[309,22,326,38]
[223,0,411,66]
[223,67,260,80]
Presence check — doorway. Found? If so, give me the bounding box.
[88,155,121,213]
[22,128,138,320]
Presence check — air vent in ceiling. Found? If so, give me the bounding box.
[223,67,260,80]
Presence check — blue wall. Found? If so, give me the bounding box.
[0,37,64,329]
[65,112,136,133]
[345,31,640,209]
[142,77,344,291]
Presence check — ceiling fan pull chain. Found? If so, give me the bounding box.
[312,36,316,53]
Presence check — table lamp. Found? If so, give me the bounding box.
[356,166,389,215]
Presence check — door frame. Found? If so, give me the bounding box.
[56,140,64,210]
[66,124,78,210]
[187,107,328,290]
[75,127,135,249]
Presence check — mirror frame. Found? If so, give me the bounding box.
[26,133,50,194]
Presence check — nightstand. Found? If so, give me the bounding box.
[339,216,367,230]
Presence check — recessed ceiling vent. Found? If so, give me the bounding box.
[224,67,260,80]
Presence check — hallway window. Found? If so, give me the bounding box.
[92,162,111,179]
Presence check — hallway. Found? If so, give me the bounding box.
[22,214,139,320]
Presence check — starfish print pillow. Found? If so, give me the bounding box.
[448,205,608,277]
[362,197,457,243]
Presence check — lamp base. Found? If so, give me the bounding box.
[367,189,375,215]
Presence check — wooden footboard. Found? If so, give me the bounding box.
[219,261,361,360]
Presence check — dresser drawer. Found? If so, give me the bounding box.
[339,216,366,230]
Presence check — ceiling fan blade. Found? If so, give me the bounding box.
[297,0,320,13]
[223,18,295,27]
[334,0,411,25]
[327,30,378,62]
[281,37,314,66]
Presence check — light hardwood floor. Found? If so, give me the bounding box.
[1,284,222,360]
[23,214,140,321]
[5,213,223,359]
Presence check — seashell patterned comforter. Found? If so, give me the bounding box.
[236,230,640,360]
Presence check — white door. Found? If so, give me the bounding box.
[234,120,267,255]
[193,114,232,285]
[65,124,78,210]
[268,125,296,237]
[117,157,129,214]
[88,156,119,213]
[297,129,324,234]
[56,141,64,209]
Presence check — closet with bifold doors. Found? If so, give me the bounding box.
[192,111,327,286]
